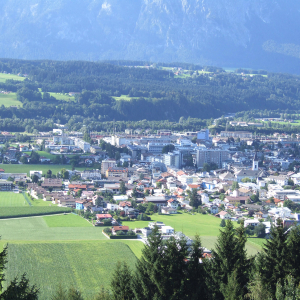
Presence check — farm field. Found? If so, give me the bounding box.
[5,241,138,300]
[0,73,25,83]
[0,207,71,219]
[43,214,93,227]
[0,164,91,175]
[0,93,22,107]
[0,217,105,241]
[0,192,28,207]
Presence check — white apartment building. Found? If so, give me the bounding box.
[196,149,230,168]
[163,151,181,169]
[101,159,117,175]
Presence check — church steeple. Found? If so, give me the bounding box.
[252,152,258,171]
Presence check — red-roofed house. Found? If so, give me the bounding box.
[112,226,129,234]
[167,198,179,209]
[216,211,231,219]
[96,214,112,221]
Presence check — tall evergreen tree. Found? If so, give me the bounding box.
[2,273,39,300]
[0,245,7,293]
[205,220,252,300]
[221,269,243,300]
[186,234,206,299]
[286,226,300,284]
[110,262,134,300]
[257,219,288,296]
[151,235,189,299]
[132,227,163,300]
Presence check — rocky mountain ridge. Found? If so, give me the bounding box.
[0,0,299,73]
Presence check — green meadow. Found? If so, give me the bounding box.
[0,164,91,176]
[5,241,138,300]
[0,93,22,107]
[0,192,28,207]
[122,212,265,256]
[0,73,25,83]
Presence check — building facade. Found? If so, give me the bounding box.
[196,149,230,168]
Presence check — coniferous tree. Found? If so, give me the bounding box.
[151,235,189,299]
[205,220,252,300]
[51,285,68,300]
[257,219,288,296]
[2,274,39,300]
[286,226,300,283]
[221,269,243,300]
[110,262,134,300]
[0,245,7,293]
[132,227,163,300]
[93,288,112,300]
[275,275,300,300]
[246,272,272,300]
[67,287,84,300]
[186,234,206,299]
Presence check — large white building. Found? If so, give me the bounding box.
[196,149,230,168]
[101,159,117,175]
[197,129,209,141]
[163,151,181,169]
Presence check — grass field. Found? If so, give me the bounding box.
[49,93,75,102]
[122,212,265,256]
[0,164,91,176]
[29,198,57,207]
[0,93,23,107]
[0,207,71,219]
[0,217,105,241]
[0,73,25,83]
[123,212,225,237]
[112,95,140,101]
[24,151,57,160]
[43,214,92,227]
[5,241,138,300]
[262,120,300,127]
[0,192,28,207]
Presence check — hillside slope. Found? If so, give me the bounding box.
[0,1,300,73]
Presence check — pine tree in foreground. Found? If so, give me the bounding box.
[110,261,134,300]
[286,226,300,283]
[257,219,289,296]
[205,220,252,300]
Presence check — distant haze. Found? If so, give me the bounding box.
[0,0,300,73]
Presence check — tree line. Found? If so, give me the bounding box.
[1,59,300,126]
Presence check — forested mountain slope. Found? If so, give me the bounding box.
[0,59,299,131]
[0,1,300,73]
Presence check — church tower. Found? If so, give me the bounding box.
[252,152,259,171]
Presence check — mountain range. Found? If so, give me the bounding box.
[0,0,300,73]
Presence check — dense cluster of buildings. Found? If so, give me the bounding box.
[2,127,300,233]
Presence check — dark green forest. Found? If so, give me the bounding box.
[0,59,300,132]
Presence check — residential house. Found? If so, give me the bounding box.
[41,178,63,191]
[106,203,119,211]
[161,226,174,235]
[210,205,219,214]
[96,214,113,221]
[161,206,177,214]
[217,211,231,219]
[244,220,260,227]
[112,226,129,235]
[167,198,179,209]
